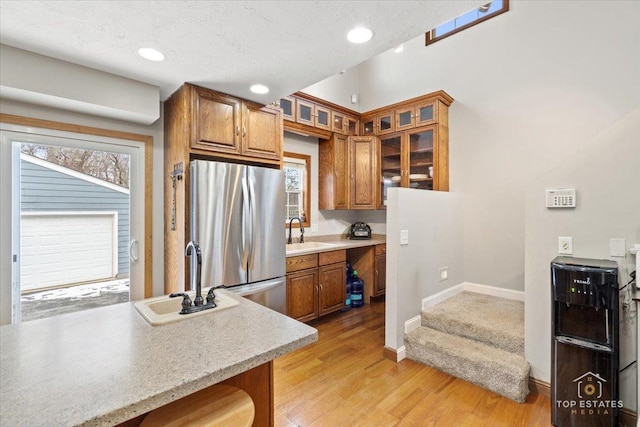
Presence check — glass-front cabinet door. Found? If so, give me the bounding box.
[296,99,315,126]
[362,115,376,135]
[379,135,402,207]
[395,106,415,131]
[315,105,331,130]
[408,127,434,191]
[331,111,345,133]
[377,113,395,135]
[279,96,295,121]
[415,101,437,127]
[346,116,359,135]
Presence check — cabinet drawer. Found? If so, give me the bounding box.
[286,254,318,272]
[375,244,386,256]
[318,249,346,266]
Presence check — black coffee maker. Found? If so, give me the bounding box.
[551,256,619,427]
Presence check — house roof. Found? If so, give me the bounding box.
[20,153,129,195]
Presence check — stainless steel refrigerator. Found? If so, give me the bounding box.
[190,159,286,313]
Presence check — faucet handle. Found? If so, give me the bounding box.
[206,288,218,306]
[169,293,193,314]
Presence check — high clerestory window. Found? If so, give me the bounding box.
[425,0,509,45]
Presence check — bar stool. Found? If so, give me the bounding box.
[141,384,255,427]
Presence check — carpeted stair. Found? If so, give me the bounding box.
[405,291,530,403]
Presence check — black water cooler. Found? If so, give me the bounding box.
[551,257,619,427]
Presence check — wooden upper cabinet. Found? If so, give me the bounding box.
[315,105,331,131]
[189,85,282,162]
[361,115,376,136]
[278,96,296,121]
[296,99,315,126]
[192,87,242,155]
[319,134,349,210]
[350,136,378,209]
[242,102,282,161]
[377,112,395,135]
[345,115,359,136]
[331,111,345,134]
[395,100,438,132]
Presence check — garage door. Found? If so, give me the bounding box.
[20,212,117,292]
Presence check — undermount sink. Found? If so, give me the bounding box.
[135,288,239,326]
[286,241,338,254]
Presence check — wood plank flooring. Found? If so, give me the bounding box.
[274,298,551,427]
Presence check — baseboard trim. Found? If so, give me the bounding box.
[420,282,524,313]
[462,282,525,301]
[404,315,422,334]
[620,407,638,427]
[383,345,406,362]
[421,283,465,311]
[528,377,550,398]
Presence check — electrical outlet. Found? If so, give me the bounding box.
[558,237,573,255]
[439,267,448,282]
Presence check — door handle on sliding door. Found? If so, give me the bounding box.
[128,239,139,262]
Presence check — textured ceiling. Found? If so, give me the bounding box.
[0,1,484,103]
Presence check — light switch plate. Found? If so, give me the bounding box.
[558,236,573,255]
[610,238,626,257]
[400,230,409,245]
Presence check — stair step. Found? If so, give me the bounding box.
[405,326,530,403]
[421,291,524,354]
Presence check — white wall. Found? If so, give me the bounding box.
[283,131,387,237]
[0,98,165,300]
[524,108,640,409]
[386,188,464,350]
[354,0,640,291]
[0,45,160,125]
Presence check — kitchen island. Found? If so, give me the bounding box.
[0,290,317,427]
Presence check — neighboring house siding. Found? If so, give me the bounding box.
[20,159,130,276]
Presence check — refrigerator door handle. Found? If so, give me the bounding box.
[241,177,250,271]
[248,178,258,270]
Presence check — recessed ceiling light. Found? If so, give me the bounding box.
[394,44,404,53]
[138,48,164,61]
[250,84,269,94]
[347,27,373,44]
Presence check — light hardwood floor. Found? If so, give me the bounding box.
[274,298,551,427]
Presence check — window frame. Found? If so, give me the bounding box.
[425,0,509,46]
[283,151,311,229]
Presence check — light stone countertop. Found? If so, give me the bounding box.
[285,234,387,257]
[0,290,317,427]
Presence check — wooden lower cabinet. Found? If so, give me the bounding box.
[286,250,346,322]
[286,269,319,322]
[318,263,347,316]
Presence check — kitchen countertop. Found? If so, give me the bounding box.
[0,290,317,427]
[285,234,386,257]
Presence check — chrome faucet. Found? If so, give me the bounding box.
[185,241,203,306]
[170,241,220,314]
[288,217,304,244]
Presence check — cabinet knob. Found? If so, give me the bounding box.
[236,125,240,136]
